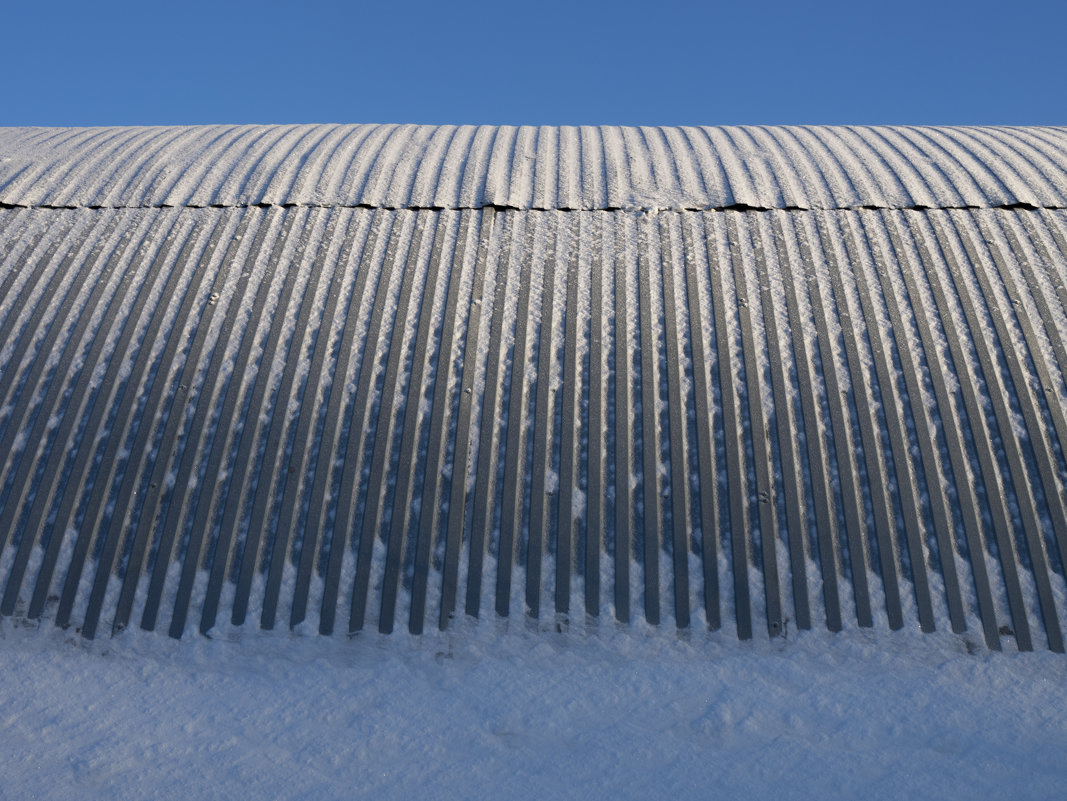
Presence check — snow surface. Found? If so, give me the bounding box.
[1,620,1064,800]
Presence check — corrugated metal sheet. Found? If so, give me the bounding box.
[1,201,1065,650]
[2,124,1066,211]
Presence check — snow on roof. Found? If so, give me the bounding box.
[0,125,1065,654]
[1,124,1066,210]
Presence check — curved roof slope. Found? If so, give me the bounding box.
[1,124,1066,210]
[1,125,1067,653]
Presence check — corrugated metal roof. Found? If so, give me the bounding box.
[1,124,1066,652]
[1,124,1066,211]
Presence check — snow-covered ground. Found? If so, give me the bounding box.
[2,620,1064,800]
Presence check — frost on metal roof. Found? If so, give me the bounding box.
[1,124,1066,210]
[0,125,1066,653]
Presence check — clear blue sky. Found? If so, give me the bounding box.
[5,0,1065,127]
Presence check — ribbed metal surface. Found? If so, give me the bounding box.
[1,202,1065,650]
[2,124,1066,211]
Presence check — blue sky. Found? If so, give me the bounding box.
[4,0,1065,126]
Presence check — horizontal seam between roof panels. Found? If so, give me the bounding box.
[0,201,1063,213]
